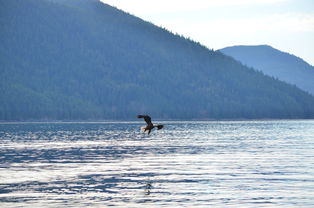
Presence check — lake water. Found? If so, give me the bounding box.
[0,120,314,208]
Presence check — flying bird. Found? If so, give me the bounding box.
[137,115,164,135]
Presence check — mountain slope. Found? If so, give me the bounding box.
[220,45,314,95]
[1,0,314,120]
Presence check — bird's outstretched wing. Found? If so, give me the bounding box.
[137,115,152,125]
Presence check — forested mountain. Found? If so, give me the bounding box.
[1,0,314,120]
[220,45,314,95]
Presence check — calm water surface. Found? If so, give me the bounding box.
[0,120,314,207]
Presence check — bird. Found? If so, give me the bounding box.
[137,115,164,135]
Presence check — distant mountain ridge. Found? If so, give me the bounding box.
[219,45,314,95]
[1,0,314,120]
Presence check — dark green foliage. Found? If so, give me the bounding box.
[1,0,314,120]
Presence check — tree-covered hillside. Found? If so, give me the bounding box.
[220,45,314,95]
[1,0,314,120]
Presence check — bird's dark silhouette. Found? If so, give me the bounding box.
[137,115,163,134]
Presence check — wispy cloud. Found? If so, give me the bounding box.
[103,0,287,14]
[101,0,314,65]
[161,13,314,44]
[203,13,314,33]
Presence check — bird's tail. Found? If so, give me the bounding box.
[155,125,164,130]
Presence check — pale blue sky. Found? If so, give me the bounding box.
[103,0,314,65]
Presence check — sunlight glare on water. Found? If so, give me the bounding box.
[0,120,314,207]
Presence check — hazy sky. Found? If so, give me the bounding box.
[102,0,314,65]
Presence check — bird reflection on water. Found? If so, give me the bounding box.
[144,179,153,196]
[1,121,314,207]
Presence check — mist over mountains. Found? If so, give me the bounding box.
[220,45,314,95]
[1,0,314,120]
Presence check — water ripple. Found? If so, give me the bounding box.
[0,120,314,207]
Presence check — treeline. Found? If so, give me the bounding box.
[220,45,314,95]
[1,0,314,120]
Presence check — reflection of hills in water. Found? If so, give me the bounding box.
[1,121,314,207]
